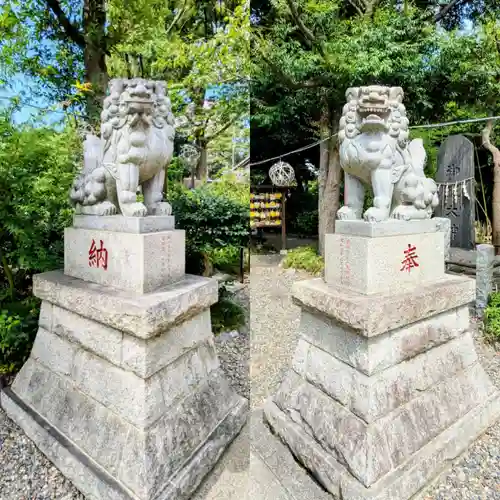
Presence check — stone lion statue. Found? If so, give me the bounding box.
[70,78,175,217]
[338,85,439,222]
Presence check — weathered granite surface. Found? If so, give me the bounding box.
[64,226,185,293]
[324,230,445,295]
[33,271,218,339]
[73,214,175,233]
[3,246,247,500]
[337,86,438,222]
[292,275,475,337]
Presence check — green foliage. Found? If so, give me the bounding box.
[0,109,80,278]
[210,284,246,335]
[167,156,190,185]
[483,293,500,343]
[206,172,250,207]
[0,109,80,374]
[168,183,248,275]
[208,246,245,275]
[0,297,40,375]
[282,246,324,275]
[293,209,318,237]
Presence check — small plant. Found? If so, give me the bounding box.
[483,292,500,343]
[282,246,324,275]
[210,285,246,335]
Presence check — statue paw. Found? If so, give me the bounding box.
[337,206,361,220]
[122,202,148,217]
[148,202,172,216]
[78,201,117,216]
[363,207,390,222]
[98,201,117,216]
[391,205,430,221]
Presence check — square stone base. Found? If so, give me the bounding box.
[2,386,247,500]
[325,220,445,295]
[64,226,185,294]
[1,271,248,500]
[263,273,500,499]
[259,393,500,500]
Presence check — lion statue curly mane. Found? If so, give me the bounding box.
[70,78,175,217]
[337,85,439,222]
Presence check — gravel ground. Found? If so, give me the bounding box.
[214,277,250,400]
[250,256,309,410]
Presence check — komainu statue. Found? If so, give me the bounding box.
[338,85,439,222]
[70,78,175,217]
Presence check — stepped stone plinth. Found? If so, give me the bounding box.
[2,215,248,500]
[262,220,500,500]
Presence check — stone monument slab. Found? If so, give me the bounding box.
[434,135,475,250]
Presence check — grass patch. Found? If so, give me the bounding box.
[282,246,324,275]
[483,292,500,343]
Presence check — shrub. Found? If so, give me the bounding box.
[282,246,324,275]
[483,292,500,343]
[209,246,246,275]
[210,284,246,335]
[0,297,40,375]
[0,111,80,375]
[168,184,248,275]
[293,209,318,237]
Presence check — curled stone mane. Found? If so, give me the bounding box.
[100,79,175,142]
[338,86,410,149]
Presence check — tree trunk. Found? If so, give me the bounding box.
[83,0,108,127]
[318,108,341,256]
[482,120,500,254]
[196,139,209,181]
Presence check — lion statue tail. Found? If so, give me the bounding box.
[70,134,106,207]
[401,174,439,212]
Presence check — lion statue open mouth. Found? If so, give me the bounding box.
[337,85,439,222]
[70,78,175,217]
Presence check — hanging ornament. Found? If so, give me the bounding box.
[269,160,295,187]
[452,181,458,206]
[462,179,470,201]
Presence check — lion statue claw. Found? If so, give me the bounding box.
[338,85,438,222]
[70,78,175,217]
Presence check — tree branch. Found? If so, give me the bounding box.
[284,0,316,44]
[165,0,188,37]
[260,53,328,89]
[44,0,85,48]
[346,0,364,16]
[434,0,468,23]
[206,116,240,142]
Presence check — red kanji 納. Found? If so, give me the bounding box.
[400,243,419,272]
[89,239,108,270]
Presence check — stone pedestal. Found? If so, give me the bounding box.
[1,216,247,500]
[263,220,500,500]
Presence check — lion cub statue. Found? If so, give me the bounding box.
[338,85,439,222]
[70,78,175,217]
